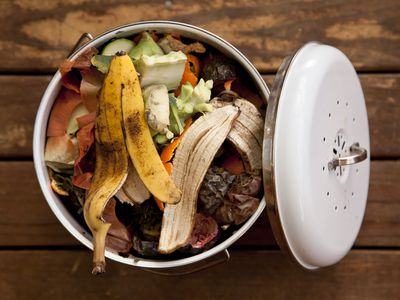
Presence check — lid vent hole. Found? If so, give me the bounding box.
[333,148,337,155]
[335,206,338,211]
[329,113,331,118]
[337,100,340,105]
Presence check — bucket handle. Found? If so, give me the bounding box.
[68,32,93,57]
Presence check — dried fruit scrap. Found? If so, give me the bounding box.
[187,213,219,249]
[158,35,206,54]
[60,47,98,93]
[158,105,239,253]
[72,122,95,189]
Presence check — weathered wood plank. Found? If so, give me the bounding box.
[0,161,398,247]
[0,76,45,157]
[0,250,399,300]
[0,161,79,246]
[0,0,399,72]
[356,160,400,247]
[0,74,399,158]
[359,75,400,157]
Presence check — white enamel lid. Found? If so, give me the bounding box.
[263,42,370,269]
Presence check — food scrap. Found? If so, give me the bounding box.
[45,31,264,274]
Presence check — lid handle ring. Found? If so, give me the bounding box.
[328,143,368,171]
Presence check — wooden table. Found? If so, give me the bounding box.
[1,1,399,299]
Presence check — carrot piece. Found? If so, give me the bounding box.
[221,154,245,175]
[224,79,234,91]
[180,61,198,87]
[160,117,193,163]
[187,54,201,77]
[155,198,165,211]
[155,118,193,212]
[174,55,201,96]
[163,162,173,174]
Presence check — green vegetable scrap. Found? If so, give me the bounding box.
[135,51,187,90]
[168,95,185,135]
[90,55,113,74]
[101,38,135,56]
[176,78,214,116]
[129,32,163,60]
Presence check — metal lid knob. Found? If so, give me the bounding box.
[328,143,368,171]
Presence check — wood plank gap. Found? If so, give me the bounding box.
[0,71,56,76]
[352,245,400,251]
[0,157,34,162]
[0,245,86,251]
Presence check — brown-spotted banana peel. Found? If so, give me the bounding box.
[84,53,181,274]
[84,54,129,275]
[121,55,181,204]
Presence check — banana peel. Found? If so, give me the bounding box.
[83,54,129,274]
[84,53,180,274]
[120,54,181,204]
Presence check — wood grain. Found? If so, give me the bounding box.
[0,0,399,72]
[0,1,398,298]
[0,74,399,158]
[0,250,399,300]
[0,76,45,158]
[0,161,78,246]
[239,160,400,247]
[0,160,398,247]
